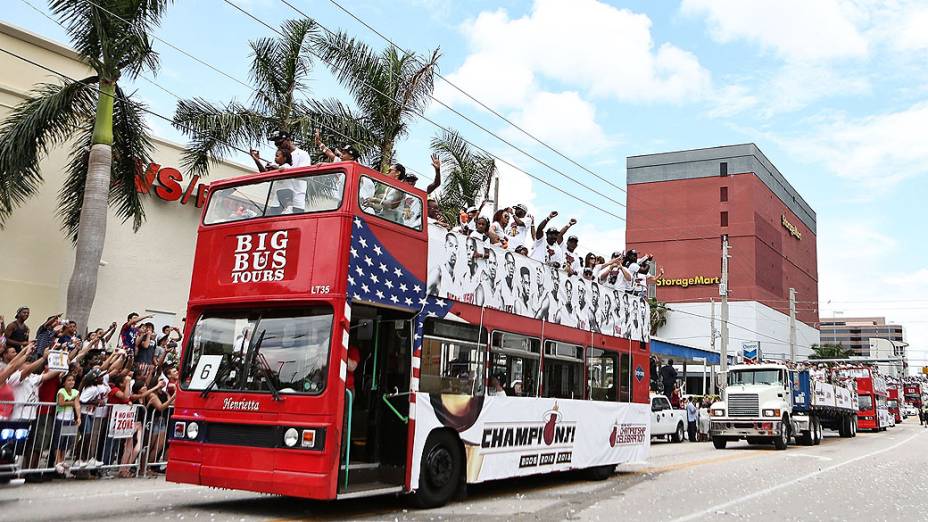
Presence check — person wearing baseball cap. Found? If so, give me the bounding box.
[508,204,534,249]
[564,235,581,275]
[268,130,310,167]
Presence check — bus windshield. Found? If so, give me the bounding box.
[858,395,874,411]
[204,171,345,225]
[182,307,333,395]
[728,370,782,386]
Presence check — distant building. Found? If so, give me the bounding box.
[819,317,905,356]
[626,143,820,359]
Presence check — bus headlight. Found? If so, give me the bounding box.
[14,429,29,440]
[186,422,199,440]
[284,428,299,447]
[0,429,13,440]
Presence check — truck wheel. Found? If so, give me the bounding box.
[838,416,849,438]
[671,423,684,443]
[773,417,790,450]
[746,437,767,445]
[797,429,813,446]
[812,418,822,446]
[712,437,727,449]
[851,418,857,437]
[411,431,462,509]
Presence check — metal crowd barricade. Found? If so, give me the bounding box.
[140,406,173,475]
[1,401,148,479]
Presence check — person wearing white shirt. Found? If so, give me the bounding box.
[508,204,535,249]
[530,211,568,267]
[563,235,582,275]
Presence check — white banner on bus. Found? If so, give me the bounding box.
[426,225,650,343]
[411,393,650,486]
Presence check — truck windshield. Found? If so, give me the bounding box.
[858,395,874,412]
[728,370,782,386]
[204,171,345,225]
[181,306,333,395]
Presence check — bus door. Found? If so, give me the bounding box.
[341,304,413,493]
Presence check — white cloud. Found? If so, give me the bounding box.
[776,100,928,190]
[681,0,869,62]
[762,62,871,116]
[494,159,537,211]
[440,0,711,108]
[500,91,613,152]
[707,84,759,118]
[435,53,536,109]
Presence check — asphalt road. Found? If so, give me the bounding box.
[2,420,926,521]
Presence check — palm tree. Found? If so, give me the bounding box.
[809,343,853,360]
[312,30,440,173]
[0,0,170,332]
[430,130,495,225]
[649,297,668,336]
[173,19,371,175]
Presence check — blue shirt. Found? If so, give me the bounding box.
[686,402,698,422]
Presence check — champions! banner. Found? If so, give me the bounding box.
[411,394,650,485]
[426,225,650,343]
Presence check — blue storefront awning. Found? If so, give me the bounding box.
[650,338,728,365]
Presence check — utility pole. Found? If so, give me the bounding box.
[720,235,730,388]
[789,287,797,363]
[710,298,716,395]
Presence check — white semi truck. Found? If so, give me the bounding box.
[709,363,858,450]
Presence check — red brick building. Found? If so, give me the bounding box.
[626,144,820,356]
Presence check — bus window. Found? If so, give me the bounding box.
[359,176,423,230]
[588,348,618,401]
[204,171,345,224]
[542,341,583,400]
[181,306,333,395]
[619,352,631,402]
[489,331,540,397]
[420,319,485,395]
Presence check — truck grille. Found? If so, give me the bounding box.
[728,394,759,417]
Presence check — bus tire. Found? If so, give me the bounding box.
[585,464,616,481]
[411,430,462,509]
[773,417,790,450]
[712,437,727,449]
[671,422,684,443]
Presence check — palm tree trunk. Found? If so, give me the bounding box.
[66,81,115,334]
[379,137,394,174]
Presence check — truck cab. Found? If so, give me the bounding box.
[709,364,793,450]
[650,394,685,443]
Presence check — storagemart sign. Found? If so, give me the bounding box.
[135,162,208,208]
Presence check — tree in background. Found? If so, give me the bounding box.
[0,0,171,332]
[809,343,853,360]
[430,130,495,225]
[313,30,440,173]
[173,19,371,174]
[649,297,668,336]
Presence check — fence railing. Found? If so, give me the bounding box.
[1,401,173,479]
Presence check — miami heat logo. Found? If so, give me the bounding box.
[542,403,561,446]
[609,421,647,447]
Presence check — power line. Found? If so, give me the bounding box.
[220,0,628,222]
[291,0,630,198]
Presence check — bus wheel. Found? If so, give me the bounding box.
[412,431,462,509]
[585,464,616,481]
[712,437,727,449]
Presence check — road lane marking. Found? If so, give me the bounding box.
[670,430,924,522]
[13,484,203,502]
[623,450,764,475]
[786,453,832,461]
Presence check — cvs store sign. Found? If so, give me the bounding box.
[135,163,208,208]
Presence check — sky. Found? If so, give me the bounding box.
[6,0,928,371]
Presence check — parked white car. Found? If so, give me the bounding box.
[650,394,686,443]
[903,404,918,418]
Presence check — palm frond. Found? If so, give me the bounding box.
[108,85,153,234]
[172,98,270,176]
[296,98,376,162]
[0,78,96,226]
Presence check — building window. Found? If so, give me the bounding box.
[720,211,729,227]
[720,186,728,202]
[720,162,728,177]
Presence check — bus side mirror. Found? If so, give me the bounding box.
[355,319,374,342]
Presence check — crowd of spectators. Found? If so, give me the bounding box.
[1,308,181,481]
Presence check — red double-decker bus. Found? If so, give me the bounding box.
[838,367,887,432]
[166,161,651,507]
[904,383,922,409]
[887,386,902,423]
